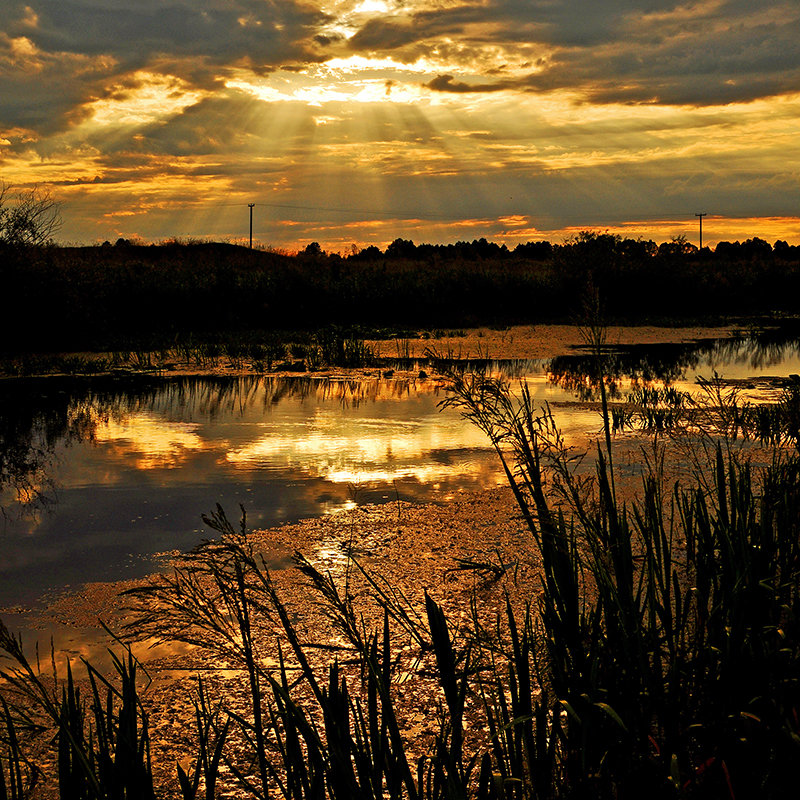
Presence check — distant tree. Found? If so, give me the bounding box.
[415,242,437,261]
[657,235,698,258]
[559,231,623,278]
[350,245,382,261]
[0,182,61,250]
[385,238,417,258]
[714,240,739,258]
[619,237,657,261]
[472,237,501,258]
[514,240,553,260]
[773,240,800,260]
[302,241,323,257]
[566,231,623,257]
[713,239,774,261]
[740,237,772,260]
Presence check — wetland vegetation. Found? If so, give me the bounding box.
[3,340,800,798]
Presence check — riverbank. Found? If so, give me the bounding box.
[368,322,744,362]
[11,486,535,795]
[6,239,800,354]
[0,321,746,380]
[12,424,791,798]
[1,319,775,638]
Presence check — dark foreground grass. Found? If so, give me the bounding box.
[2,372,800,798]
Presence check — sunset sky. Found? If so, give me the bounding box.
[2,0,800,251]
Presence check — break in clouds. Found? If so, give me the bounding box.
[4,0,800,139]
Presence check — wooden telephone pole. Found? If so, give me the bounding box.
[695,212,707,250]
[248,203,255,249]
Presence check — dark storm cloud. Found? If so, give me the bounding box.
[6,0,326,67]
[4,0,797,148]
[519,6,800,105]
[85,89,294,158]
[490,0,671,46]
[348,17,421,51]
[424,74,509,92]
[1,0,327,137]
[0,31,112,136]
[348,0,800,105]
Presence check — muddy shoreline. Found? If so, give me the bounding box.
[369,322,743,361]
[0,321,745,382]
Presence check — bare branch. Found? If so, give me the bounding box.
[0,182,62,249]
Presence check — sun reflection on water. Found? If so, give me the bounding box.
[93,414,206,469]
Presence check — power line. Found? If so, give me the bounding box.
[241,201,722,244]
[249,202,711,224]
[251,201,456,220]
[180,198,721,226]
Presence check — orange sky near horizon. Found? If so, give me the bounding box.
[3,0,800,252]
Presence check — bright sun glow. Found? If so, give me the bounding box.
[352,0,390,13]
[320,55,439,75]
[86,72,206,128]
[226,67,423,106]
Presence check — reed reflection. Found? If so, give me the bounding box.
[3,330,799,610]
[546,329,800,402]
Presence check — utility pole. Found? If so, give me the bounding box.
[695,212,707,250]
[248,203,255,249]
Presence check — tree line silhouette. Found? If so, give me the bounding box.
[341,232,800,263]
[2,231,799,352]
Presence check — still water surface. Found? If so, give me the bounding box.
[0,373,586,608]
[2,331,800,611]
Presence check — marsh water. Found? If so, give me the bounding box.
[2,328,800,614]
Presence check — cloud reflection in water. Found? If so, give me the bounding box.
[0,376,511,608]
